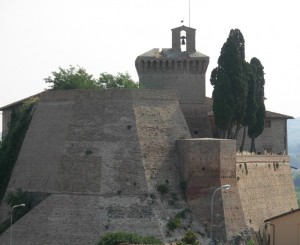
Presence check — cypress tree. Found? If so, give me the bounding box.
[240,62,258,152]
[210,29,248,139]
[248,57,266,152]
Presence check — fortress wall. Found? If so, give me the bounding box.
[134,99,191,193]
[180,103,212,138]
[5,90,148,196]
[0,89,193,244]
[0,194,162,245]
[4,89,180,197]
[177,139,248,241]
[236,155,298,231]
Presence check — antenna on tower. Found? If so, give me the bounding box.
[189,0,191,27]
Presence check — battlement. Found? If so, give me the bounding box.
[135,55,209,75]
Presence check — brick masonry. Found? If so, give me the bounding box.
[0,89,194,244]
[0,90,297,244]
[176,139,297,241]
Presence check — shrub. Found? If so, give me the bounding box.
[167,216,181,231]
[181,230,199,245]
[97,231,162,245]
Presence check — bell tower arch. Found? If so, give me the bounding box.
[172,26,196,53]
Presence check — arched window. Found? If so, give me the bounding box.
[180,30,186,52]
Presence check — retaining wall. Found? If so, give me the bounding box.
[0,89,192,244]
[236,155,298,231]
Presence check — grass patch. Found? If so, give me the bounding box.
[97,231,163,245]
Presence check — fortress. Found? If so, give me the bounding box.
[0,26,297,244]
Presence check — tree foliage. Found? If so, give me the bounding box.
[248,57,266,152]
[210,29,248,138]
[98,72,138,89]
[45,65,98,90]
[210,29,266,152]
[45,65,138,90]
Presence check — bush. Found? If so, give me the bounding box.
[181,230,199,245]
[97,231,162,245]
[167,216,181,231]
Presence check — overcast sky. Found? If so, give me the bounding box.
[0,0,299,130]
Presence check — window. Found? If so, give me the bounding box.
[265,120,271,128]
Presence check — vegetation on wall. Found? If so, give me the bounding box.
[0,97,38,203]
[167,209,190,231]
[180,229,201,245]
[97,231,163,245]
[45,65,138,90]
[210,29,266,153]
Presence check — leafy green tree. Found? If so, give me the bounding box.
[248,58,266,153]
[98,72,138,89]
[45,65,98,90]
[210,29,248,138]
[45,66,138,90]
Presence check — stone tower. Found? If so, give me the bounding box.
[135,25,212,137]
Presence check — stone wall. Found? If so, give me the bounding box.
[236,118,288,154]
[176,139,248,242]
[0,89,195,245]
[176,139,298,242]
[236,155,298,231]
[0,89,297,244]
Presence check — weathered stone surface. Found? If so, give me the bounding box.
[0,89,193,244]
[236,155,298,231]
[0,89,297,244]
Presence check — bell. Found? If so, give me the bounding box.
[181,36,186,45]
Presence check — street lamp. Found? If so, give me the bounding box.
[210,184,230,245]
[10,203,25,245]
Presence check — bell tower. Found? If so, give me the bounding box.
[171,25,196,53]
[135,25,212,137]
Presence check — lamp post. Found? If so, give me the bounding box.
[10,203,25,245]
[210,184,230,245]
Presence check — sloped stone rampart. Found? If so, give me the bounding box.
[236,155,298,231]
[0,194,162,245]
[0,89,191,244]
